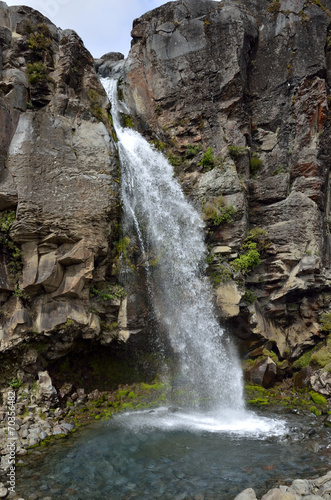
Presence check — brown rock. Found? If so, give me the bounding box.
[251,357,277,388]
[294,366,313,390]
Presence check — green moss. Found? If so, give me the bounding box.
[245,384,267,393]
[88,89,108,124]
[90,283,125,302]
[247,397,269,406]
[120,113,134,129]
[309,391,327,406]
[310,337,331,368]
[263,349,279,363]
[310,406,322,416]
[117,389,128,398]
[319,313,331,333]
[293,344,320,370]
[151,139,167,152]
[141,382,167,391]
[121,402,134,410]
[232,243,261,274]
[128,391,138,399]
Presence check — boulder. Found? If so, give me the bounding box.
[234,488,257,500]
[251,357,277,388]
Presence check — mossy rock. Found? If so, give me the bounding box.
[310,337,331,368]
[293,343,323,370]
[309,390,327,406]
[247,397,269,406]
[310,406,322,417]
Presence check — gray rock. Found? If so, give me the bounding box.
[100,51,124,61]
[61,422,75,432]
[0,483,7,499]
[291,479,310,495]
[261,488,300,499]
[234,488,257,500]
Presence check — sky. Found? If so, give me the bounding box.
[5,0,167,57]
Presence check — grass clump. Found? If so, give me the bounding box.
[232,243,261,274]
[0,210,24,295]
[268,0,281,13]
[228,145,249,159]
[250,153,263,176]
[292,344,321,370]
[120,113,134,129]
[28,24,52,54]
[9,378,22,389]
[202,195,237,226]
[90,283,125,302]
[198,147,214,170]
[310,336,331,369]
[185,143,202,158]
[88,89,108,124]
[26,62,48,84]
[319,313,331,333]
[243,290,257,304]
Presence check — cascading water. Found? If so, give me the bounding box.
[102,76,245,412]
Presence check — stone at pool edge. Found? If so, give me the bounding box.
[234,488,257,500]
[0,483,7,499]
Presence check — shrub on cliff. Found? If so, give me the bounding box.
[26,62,48,84]
[232,242,261,274]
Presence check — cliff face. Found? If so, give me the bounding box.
[0,3,124,379]
[123,0,331,370]
[1,0,331,393]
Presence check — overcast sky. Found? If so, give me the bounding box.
[5,0,167,57]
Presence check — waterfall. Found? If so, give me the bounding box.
[101,77,244,412]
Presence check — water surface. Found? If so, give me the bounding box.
[16,408,330,499]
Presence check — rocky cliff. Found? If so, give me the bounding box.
[0,0,331,429]
[0,2,127,385]
[120,0,331,387]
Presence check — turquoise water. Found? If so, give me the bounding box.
[15,408,330,499]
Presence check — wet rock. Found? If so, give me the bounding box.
[251,357,277,388]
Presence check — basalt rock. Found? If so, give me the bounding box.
[121,0,331,385]
[0,3,149,390]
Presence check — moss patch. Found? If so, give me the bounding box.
[309,391,327,406]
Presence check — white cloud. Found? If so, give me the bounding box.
[4,0,166,57]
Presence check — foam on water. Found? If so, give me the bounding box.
[116,407,287,438]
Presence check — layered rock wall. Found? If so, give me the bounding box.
[122,0,331,373]
[0,3,125,382]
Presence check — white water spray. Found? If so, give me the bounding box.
[102,77,244,412]
[100,76,287,435]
